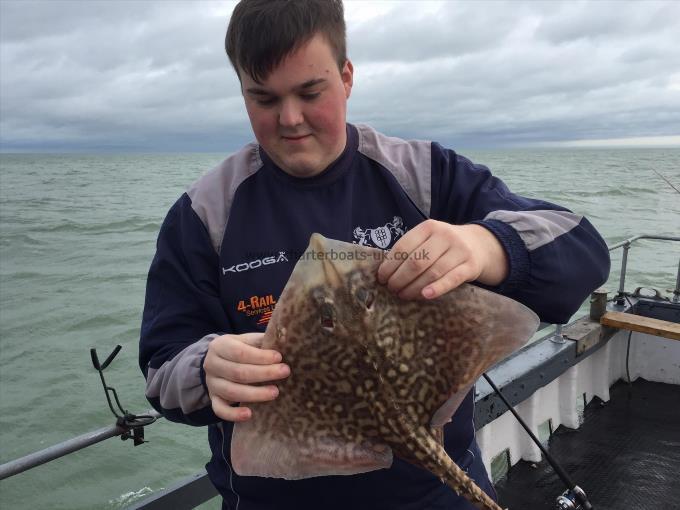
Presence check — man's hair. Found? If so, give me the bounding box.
[225,0,346,83]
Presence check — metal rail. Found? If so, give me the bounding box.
[127,472,219,510]
[0,409,161,480]
[608,234,680,303]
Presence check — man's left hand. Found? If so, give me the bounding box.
[377,220,509,300]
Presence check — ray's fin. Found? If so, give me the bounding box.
[430,383,474,427]
[232,420,393,479]
[427,284,540,428]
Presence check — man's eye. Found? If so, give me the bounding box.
[301,93,320,101]
[256,97,277,106]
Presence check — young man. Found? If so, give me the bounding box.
[139,1,610,509]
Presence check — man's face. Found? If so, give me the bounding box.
[240,33,353,178]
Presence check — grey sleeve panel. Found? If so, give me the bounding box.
[356,124,432,217]
[145,334,217,415]
[484,209,583,251]
[186,144,264,254]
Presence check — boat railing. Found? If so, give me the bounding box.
[607,234,680,303]
[0,410,162,481]
[1,233,679,509]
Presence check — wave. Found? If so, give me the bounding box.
[28,218,161,235]
[0,233,48,247]
[108,487,155,509]
[64,313,134,333]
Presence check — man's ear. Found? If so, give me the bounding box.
[341,59,354,99]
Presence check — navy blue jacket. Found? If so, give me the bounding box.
[139,124,610,509]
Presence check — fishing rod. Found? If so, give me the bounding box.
[650,168,680,195]
[482,373,594,510]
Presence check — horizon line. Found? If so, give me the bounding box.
[2,135,679,154]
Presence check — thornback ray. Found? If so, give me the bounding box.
[232,234,539,510]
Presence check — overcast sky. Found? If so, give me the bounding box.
[1,0,679,152]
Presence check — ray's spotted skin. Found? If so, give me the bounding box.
[232,234,537,510]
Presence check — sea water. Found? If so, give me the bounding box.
[0,149,678,509]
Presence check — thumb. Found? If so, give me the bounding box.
[237,332,265,348]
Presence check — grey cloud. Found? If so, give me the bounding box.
[346,0,680,146]
[0,1,148,42]
[347,2,519,63]
[1,0,678,152]
[1,0,244,151]
[534,1,678,44]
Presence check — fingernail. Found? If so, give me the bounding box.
[271,386,279,398]
[280,364,290,376]
[422,287,435,298]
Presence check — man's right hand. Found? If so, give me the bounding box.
[203,332,290,422]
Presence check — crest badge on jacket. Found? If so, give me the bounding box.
[352,216,406,249]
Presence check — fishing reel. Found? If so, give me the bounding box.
[556,486,592,510]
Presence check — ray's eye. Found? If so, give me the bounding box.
[364,292,375,310]
[312,288,326,305]
[355,287,375,310]
[320,302,335,330]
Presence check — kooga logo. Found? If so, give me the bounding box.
[222,252,288,275]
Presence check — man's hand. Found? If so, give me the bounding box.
[377,220,509,300]
[203,332,290,422]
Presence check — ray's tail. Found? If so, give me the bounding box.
[406,427,505,510]
[437,454,504,510]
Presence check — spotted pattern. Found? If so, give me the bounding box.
[232,235,538,510]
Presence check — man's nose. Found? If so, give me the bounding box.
[278,98,304,127]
